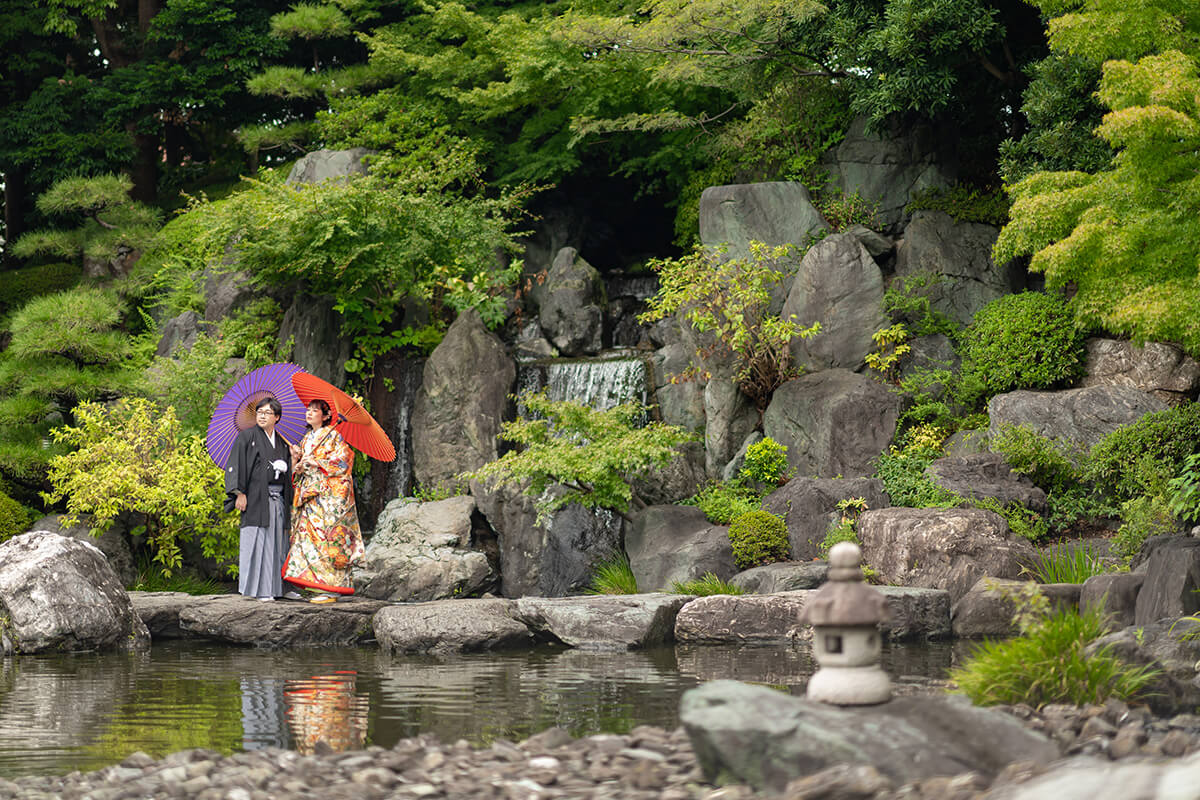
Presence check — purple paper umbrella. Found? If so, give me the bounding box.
[205,362,309,468]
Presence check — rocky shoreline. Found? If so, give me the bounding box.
[3,697,1199,800]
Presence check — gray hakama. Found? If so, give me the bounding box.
[225,425,293,599]
[237,486,288,599]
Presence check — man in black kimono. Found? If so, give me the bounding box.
[225,397,294,600]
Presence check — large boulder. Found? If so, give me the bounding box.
[762,477,890,562]
[277,293,352,386]
[373,598,532,654]
[926,453,1047,512]
[0,532,150,654]
[680,681,1058,793]
[177,595,385,647]
[763,370,901,479]
[515,594,691,649]
[353,496,496,602]
[980,752,1200,800]
[649,340,706,434]
[630,441,707,507]
[537,247,605,356]
[894,210,1025,326]
[988,386,1167,452]
[782,233,887,372]
[1087,620,1200,715]
[698,182,829,265]
[822,117,954,232]
[857,507,1039,603]
[1134,536,1200,625]
[703,377,759,479]
[626,505,737,593]
[1081,338,1200,405]
[951,578,1082,638]
[731,562,828,593]
[285,147,371,184]
[412,309,515,489]
[471,481,623,598]
[155,310,212,357]
[1079,572,1145,630]
[29,514,137,588]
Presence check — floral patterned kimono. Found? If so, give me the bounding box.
[283,426,364,594]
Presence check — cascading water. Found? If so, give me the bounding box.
[517,351,650,412]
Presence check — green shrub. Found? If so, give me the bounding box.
[905,184,1011,227]
[882,272,958,337]
[990,424,1083,495]
[1167,452,1200,526]
[686,482,762,525]
[873,442,961,509]
[959,292,1086,399]
[130,553,227,594]
[671,573,746,596]
[812,189,879,232]
[820,519,860,559]
[586,551,638,595]
[975,497,1050,544]
[0,490,31,544]
[0,262,80,315]
[1086,403,1200,502]
[950,585,1159,707]
[727,510,790,570]
[740,437,791,487]
[1113,494,1178,562]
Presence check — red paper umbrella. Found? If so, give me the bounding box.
[206,362,308,468]
[290,372,396,462]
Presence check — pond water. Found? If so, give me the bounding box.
[0,640,958,779]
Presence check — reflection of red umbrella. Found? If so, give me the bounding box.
[206,363,308,467]
[290,373,396,462]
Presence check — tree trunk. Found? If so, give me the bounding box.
[128,126,159,205]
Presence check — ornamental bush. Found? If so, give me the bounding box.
[1086,402,1200,502]
[727,510,789,570]
[740,437,791,487]
[0,490,30,544]
[959,292,1086,399]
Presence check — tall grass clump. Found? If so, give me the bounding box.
[586,551,638,595]
[950,584,1158,707]
[1022,546,1109,584]
[671,573,746,596]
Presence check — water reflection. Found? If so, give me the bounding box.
[0,639,952,779]
[284,672,369,755]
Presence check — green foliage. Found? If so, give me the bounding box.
[864,323,912,384]
[990,424,1083,495]
[146,334,241,439]
[740,438,791,488]
[1085,403,1200,502]
[11,174,160,263]
[1166,452,1200,525]
[905,184,1011,227]
[0,490,31,545]
[813,190,879,232]
[959,292,1086,398]
[1113,494,1178,562]
[0,262,80,315]
[1023,546,1109,584]
[467,392,693,520]
[882,273,959,338]
[820,520,860,559]
[727,510,790,570]
[685,482,762,525]
[41,398,237,576]
[671,573,746,596]
[129,553,226,594]
[640,241,821,409]
[975,497,1050,544]
[950,592,1159,708]
[873,438,961,509]
[994,4,1200,354]
[138,171,525,376]
[586,551,639,595]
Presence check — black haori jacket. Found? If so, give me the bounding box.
[224,425,294,530]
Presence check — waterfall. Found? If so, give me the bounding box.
[517,352,650,412]
[365,356,424,524]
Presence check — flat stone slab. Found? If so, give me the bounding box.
[374,598,533,654]
[515,593,692,649]
[132,592,387,648]
[675,587,950,644]
[681,680,1059,793]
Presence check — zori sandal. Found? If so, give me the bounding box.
[310,595,336,604]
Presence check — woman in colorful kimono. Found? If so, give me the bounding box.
[283,399,365,604]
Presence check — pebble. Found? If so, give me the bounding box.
[6,700,1200,800]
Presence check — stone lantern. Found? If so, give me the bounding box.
[800,541,891,705]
